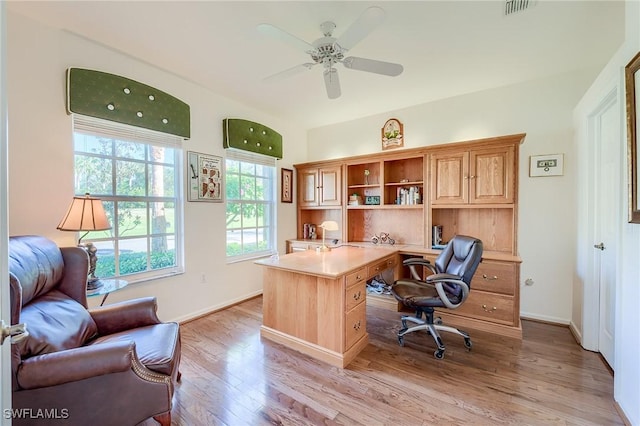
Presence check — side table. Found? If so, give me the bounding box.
[87,278,129,306]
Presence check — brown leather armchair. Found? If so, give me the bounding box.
[9,235,181,426]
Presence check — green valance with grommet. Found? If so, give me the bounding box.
[66,67,190,139]
[223,118,282,159]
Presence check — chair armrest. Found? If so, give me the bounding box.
[402,258,436,279]
[425,273,469,309]
[17,341,134,390]
[90,297,161,335]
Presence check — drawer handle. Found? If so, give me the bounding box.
[482,274,498,281]
[353,320,361,331]
[356,275,362,280]
[353,291,361,301]
[482,304,497,313]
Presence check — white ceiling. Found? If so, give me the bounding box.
[7,1,625,129]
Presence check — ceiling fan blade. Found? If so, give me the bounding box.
[323,68,341,99]
[257,23,315,53]
[342,56,404,77]
[335,6,385,51]
[263,63,316,82]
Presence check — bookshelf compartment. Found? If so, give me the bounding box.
[383,156,424,205]
[348,208,424,246]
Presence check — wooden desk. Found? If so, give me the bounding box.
[255,246,398,368]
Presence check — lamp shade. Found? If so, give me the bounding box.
[319,221,339,231]
[57,193,111,232]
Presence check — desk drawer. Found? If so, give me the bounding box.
[345,267,367,288]
[345,302,366,349]
[367,255,397,278]
[471,261,516,295]
[443,291,516,326]
[346,280,366,312]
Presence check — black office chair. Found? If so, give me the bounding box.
[391,235,483,359]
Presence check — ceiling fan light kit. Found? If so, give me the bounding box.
[258,6,404,99]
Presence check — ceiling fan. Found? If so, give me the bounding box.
[257,6,404,99]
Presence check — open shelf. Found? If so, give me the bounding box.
[431,207,515,254]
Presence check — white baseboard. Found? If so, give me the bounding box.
[568,320,583,345]
[170,290,263,324]
[520,311,570,325]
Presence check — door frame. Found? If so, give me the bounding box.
[0,2,12,423]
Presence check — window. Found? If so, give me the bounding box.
[73,115,184,282]
[225,149,277,261]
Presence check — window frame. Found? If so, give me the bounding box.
[72,115,185,283]
[225,149,277,263]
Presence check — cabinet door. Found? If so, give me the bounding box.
[469,146,514,204]
[319,167,342,206]
[298,168,319,207]
[430,151,468,205]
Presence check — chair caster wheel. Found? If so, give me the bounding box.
[434,349,445,359]
[464,338,473,351]
[398,335,405,347]
[434,317,443,325]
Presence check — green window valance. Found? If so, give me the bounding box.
[66,68,190,139]
[223,118,282,159]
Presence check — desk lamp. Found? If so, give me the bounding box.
[318,221,339,252]
[57,193,111,290]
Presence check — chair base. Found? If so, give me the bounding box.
[397,308,472,359]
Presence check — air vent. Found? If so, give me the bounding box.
[505,0,533,15]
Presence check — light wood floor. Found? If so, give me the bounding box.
[170,296,622,425]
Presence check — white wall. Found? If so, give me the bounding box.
[308,70,599,324]
[6,12,306,321]
[574,1,640,424]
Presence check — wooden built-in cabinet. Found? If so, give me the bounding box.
[298,165,342,207]
[421,254,521,338]
[430,145,515,205]
[296,163,343,247]
[292,134,524,338]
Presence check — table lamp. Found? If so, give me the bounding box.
[57,193,112,290]
[318,220,339,252]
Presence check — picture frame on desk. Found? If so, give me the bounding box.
[364,195,380,205]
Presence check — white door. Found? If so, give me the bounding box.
[592,91,619,369]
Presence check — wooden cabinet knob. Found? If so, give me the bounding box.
[482,274,498,280]
[482,304,497,313]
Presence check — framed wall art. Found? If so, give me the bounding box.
[187,151,224,202]
[381,118,404,150]
[529,153,564,177]
[625,51,640,223]
[281,168,293,203]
